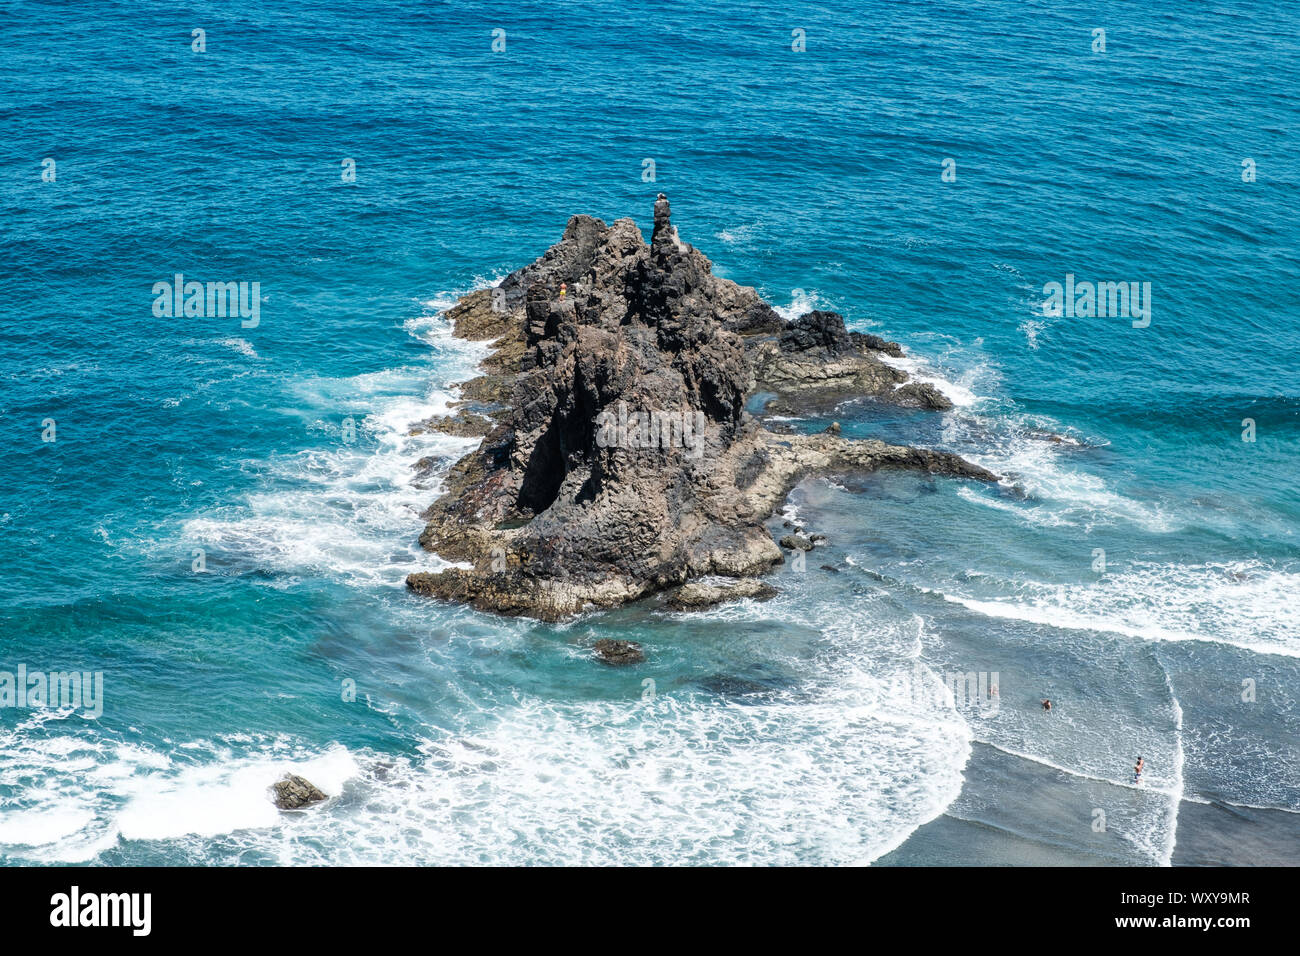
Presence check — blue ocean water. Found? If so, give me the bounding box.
[1,0,1297,864]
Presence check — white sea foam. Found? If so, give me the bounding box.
[769,293,986,411]
[0,604,971,866]
[216,337,259,359]
[954,419,1172,533]
[773,288,835,321]
[715,224,759,244]
[417,272,506,318]
[176,294,491,587]
[0,717,362,861]
[116,745,359,842]
[0,806,97,847]
[53,267,1262,866]
[981,742,1179,799]
[1019,318,1044,350]
[939,561,1300,659]
[354,686,964,865]
[877,353,981,408]
[1160,684,1185,866]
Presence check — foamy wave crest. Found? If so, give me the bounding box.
[942,560,1300,659]
[955,419,1171,532]
[117,745,359,842]
[177,294,491,586]
[773,288,836,321]
[414,273,507,324]
[315,674,966,865]
[0,720,360,862]
[1019,318,1044,350]
[181,394,477,585]
[878,353,982,408]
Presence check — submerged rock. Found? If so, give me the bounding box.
[1027,428,1083,447]
[593,638,645,665]
[696,674,783,699]
[405,199,996,620]
[271,774,327,810]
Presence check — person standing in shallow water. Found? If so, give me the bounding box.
[1133,756,1145,784]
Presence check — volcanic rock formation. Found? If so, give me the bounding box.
[406,199,995,619]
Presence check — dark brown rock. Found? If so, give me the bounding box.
[851,331,905,358]
[412,412,496,439]
[271,774,327,810]
[593,638,645,665]
[895,381,953,410]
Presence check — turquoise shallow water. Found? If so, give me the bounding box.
[1,0,1297,864]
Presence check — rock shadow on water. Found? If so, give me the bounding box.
[692,670,801,704]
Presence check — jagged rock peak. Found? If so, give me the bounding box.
[405,199,996,620]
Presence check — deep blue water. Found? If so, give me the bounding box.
[1,0,1297,864]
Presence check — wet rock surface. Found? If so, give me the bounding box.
[271,774,327,810]
[665,577,779,610]
[593,638,645,665]
[779,533,814,552]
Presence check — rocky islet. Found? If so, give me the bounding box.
[405,199,996,620]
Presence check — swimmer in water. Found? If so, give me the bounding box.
[1041,699,1052,711]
